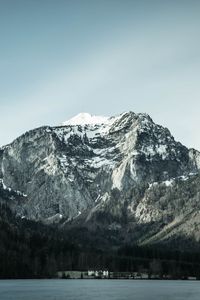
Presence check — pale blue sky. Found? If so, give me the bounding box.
[0,0,200,149]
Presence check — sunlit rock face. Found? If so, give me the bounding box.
[1,111,200,245]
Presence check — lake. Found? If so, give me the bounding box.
[0,279,200,300]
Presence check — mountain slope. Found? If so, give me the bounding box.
[1,111,200,247]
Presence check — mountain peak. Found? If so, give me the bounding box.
[62,113,109,126]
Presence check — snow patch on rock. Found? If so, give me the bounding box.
[0,178,27,197]
[62,113,109,126]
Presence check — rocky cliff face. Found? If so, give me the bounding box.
[1,111,200,245]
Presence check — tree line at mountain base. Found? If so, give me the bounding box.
[1,203,200,279]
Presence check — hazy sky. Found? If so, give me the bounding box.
[1,0,200,149]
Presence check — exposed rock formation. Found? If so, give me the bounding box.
[1,111,200,245]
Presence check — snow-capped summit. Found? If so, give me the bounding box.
[62,113,109,126]
[2,110,200,246]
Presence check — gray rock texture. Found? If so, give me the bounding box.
[1,111,200,245]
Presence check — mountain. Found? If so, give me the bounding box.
[1,111,200,248]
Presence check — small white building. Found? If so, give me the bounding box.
[188,277,197,280]
[88,270,109,278]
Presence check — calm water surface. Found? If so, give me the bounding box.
[0,279,200,300]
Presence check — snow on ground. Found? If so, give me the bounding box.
[148,172,198,189]
[54,112,200,185]
[62,113,109,126]
[0,178,27,197]
[55,113,133,149]
[141,144,168,160]
[53,114,124,173]
[45,213,63,223]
